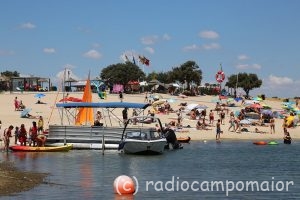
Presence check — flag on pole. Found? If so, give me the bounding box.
[125,55,129,62]
[144,57,150,66]
[138,55,150,66]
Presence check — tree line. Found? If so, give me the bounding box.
[1,61,262,97]
[100,60,262,97]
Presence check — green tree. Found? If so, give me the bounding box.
[1,70,20,77]
[226,73,262,97]
[169,60,202,90]
[146,72,158,82]
[100,62,145,86]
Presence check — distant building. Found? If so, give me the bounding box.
[0,75,10,91]
[10,76,51,92]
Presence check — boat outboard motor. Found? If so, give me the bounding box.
[164,128,181,149]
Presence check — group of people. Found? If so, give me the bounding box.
[1,116,46,151]
[14,96,26,111]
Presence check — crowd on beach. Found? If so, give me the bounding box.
[1,116,46,152]
[1,92,299,151]
[0,96,47,151]
[148,94,299,143]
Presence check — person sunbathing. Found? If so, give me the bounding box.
[254,127,267,134]
[36,100,46,104]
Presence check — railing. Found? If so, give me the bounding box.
[47,125,154,150]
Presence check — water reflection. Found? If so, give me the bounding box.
[0,141,300,199]
[80,157,95,199]
[114,194,134,200]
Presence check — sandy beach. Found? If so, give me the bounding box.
[0,91,299,147]
[0,91,299,196]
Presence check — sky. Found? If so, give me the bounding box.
[1,0,300,98]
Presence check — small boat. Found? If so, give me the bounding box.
[253,141,267,145]
[177,136,191,143]
[268,141,279,145]
[118,116,167,155]
[10,144,73,152]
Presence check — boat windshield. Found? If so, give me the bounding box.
[125,130,162,140]
[126,132,147,139]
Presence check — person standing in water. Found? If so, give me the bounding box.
[216,119,222,141]
[3,125,14,152]
[29,121,38,146]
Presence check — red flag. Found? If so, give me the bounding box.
[138,55,150,66]
[144,57,150,66]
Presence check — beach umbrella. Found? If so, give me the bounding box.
[234,97,243,102]
[240,119,252,125]
[186,103,199,110]
[227,98,234,102]
[244,100,259,105]
[166,98,176,103]
[219,95,228,100]
[139,81,148,86]
[179,94,188,98]
[250,103,263,109]
[261,109,273,116]
[150,94,163,101]
[285,115,295,127]
[282,104,294,110]
[211,98,221,103]
[20,108,32,117]
[152,100,165,107]
[260,103,272,109]
[34,93,46,99]
[59,96,82,102]
[195,104,209,109]
[252,97,263,101]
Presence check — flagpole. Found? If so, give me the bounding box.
[219,63,222,96]
[235,73,239,98]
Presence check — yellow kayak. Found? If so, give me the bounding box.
[10,144,73,152]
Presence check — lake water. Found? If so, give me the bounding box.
[1,140,300,200]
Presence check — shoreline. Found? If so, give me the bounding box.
[0,92,299,142]
[0,161,48,196]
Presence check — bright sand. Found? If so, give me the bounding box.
[0,91,299,147]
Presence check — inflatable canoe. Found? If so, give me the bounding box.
[268,141,278,145]
[10,144,73,152]
[253,141,267,145]
[177,136,191,143]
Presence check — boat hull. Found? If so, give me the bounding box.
[122,139,167,155]
[9,144,73,152]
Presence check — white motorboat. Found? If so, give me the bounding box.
[118,116,167,155]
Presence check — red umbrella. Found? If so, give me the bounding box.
[250,103,263,109]
[59,97,82,102]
